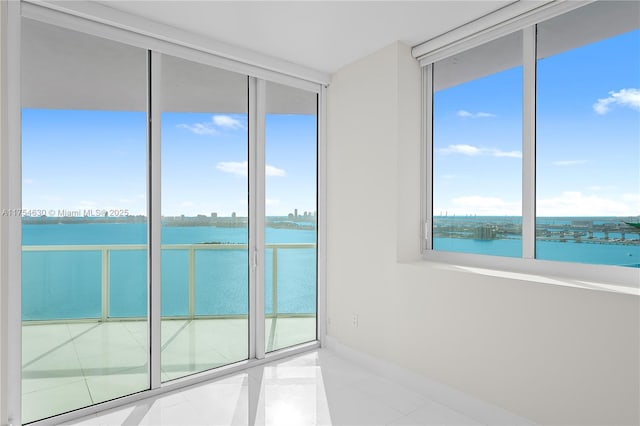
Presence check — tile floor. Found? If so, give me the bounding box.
[62,349,485,426]
[22,317,316,424]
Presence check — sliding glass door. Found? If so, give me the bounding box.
[17,12,320,425]
[264,82,318,352]
[160,55,249,381]
[21,19,149,423]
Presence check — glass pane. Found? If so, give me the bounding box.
[536,2,640,266]
[21,19,148,422]
[264,82,317,353]
[433,31,523,257]
[160,55,248,381]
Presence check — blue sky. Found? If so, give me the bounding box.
[22,29,638,219]
[22,109,148,215]
[22,110,316,217]
[434,28,639,217]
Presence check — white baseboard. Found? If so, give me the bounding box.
[324,335,536,426]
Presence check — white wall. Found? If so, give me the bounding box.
[326,41,640,425]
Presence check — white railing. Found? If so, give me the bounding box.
[22,243,316,321]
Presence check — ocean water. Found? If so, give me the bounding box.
[22,223,316,321]
[435,238,640,266]
[434,216,640,266]
[22,220,639,321]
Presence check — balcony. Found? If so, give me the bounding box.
[21,243,316,424]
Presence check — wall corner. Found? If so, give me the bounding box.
[395,42,422,263]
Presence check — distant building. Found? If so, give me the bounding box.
[572,220,592,227]
[474,225,497,240]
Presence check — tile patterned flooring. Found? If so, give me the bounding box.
[22,317,316,424]
[62,349,486,426]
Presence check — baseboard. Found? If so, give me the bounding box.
[324,335,536,426]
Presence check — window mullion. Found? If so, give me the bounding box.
[423,65,434,251]
[4,1,23,425]
[148,50,162,390]
[251,78,266,360]
[317,84,328,347]
[522,26,537,259]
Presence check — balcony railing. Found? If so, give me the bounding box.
[22,243,316,322]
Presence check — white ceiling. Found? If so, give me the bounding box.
[94,1,518,75]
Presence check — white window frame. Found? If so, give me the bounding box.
[418,1,639,289]
[1,1,327,424]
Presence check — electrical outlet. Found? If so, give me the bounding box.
[351,314,358,328]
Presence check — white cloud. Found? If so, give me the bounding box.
[23,178,35,185]
[217,161,286,177]
[440,144,482,156]
[457,110,497,118]
[178,114,244,136]
[439,144,521,158]
[491,149,522,158]
[180,201,194,207]
[593,88,640,114]
[266,165,286,177]
[217,161,247,176]
[438,195,520,216]
[552,160,587,166]
[178,123,219,136]
[537,191,637,216]
[266,198,280,206]
[622,193,640,210]
[213,115,243,129]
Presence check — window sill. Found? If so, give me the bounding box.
[414,251,639,296]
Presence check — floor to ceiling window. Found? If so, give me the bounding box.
[160,54,249,381]
[264,82,318,352]
[16,7,322,424]
[21,19,149,423]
